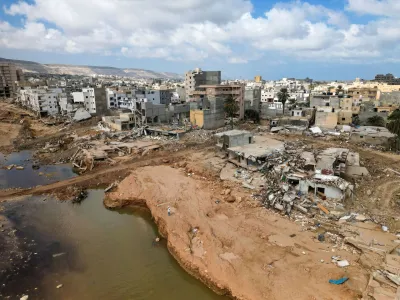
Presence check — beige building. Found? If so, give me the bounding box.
[348,87,378,102]
[338,110,353,125]
[340,98,353,111]
[190,84,245,119]
[254,75,262,83]
[315,107,338,129]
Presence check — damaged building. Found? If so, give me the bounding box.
[258,146,366,215]
[216,130,285,170]
[350,126,396,148]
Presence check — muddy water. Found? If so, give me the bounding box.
[0,190,227,300]
[0,150,76,189]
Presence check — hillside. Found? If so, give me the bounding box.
[0,57,182,79]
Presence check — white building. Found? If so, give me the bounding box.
[261,90,276,103]
[18,87,61,116]
[82,88,96,114]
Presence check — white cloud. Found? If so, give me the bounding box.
[1,0,400,64]
[347,0,400,17]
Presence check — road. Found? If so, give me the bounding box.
[0,150,190,200]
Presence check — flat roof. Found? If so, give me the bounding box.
[227,136,284,158]
[215,130,251,137]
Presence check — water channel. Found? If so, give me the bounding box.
[0,152,227,299]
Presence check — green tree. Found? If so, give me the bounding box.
[367,115,385,127]
[224,94,239,129]
[386,110,400,150]
[277,88,290,115]
[336,85,343,95]
[388,109,400,121]
[386,119,400,139]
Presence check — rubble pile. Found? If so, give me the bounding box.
[259,141,313,214]
[182,129,214,144]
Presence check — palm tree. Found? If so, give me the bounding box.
[224,94,239,129]
[277,88,290,115]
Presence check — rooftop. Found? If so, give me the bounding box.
[227,136,284,159]
[215,130,251,137]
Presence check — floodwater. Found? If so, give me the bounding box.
[0,150,76,189]
[0,190,227,300]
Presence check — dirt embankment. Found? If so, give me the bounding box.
[104,165,366,300]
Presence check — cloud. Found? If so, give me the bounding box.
[347,0,400,17]
[1,0,400,64]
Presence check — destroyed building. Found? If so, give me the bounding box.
[350,126,396,148]
[102,102,190,130]
[216,130,285,170]
[258,145,364,215]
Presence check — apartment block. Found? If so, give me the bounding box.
[190,84,245,119]
[348,87,378,102]
[185,68,221,101]
[0,62,23,98]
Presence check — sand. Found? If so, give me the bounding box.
[105,165,367,300]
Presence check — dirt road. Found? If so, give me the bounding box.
[0,148,203,200]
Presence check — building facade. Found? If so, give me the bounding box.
[185,68,221,101]
[0,62,24,98]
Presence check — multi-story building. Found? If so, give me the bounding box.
[374,73,400,85]
[261,90,276,103]
[185,68,221,101]
[244,87,261,112]
[190,84,245,119]
[310,95,340,108]
[0,62,24,98]
[18,87,61,116]
[348,87,378,102]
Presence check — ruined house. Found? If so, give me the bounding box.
[350,126,396,148]
[216,130,284,170]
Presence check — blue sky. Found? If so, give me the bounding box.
[0,0,399,80]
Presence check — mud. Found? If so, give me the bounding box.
[104,165,366,300]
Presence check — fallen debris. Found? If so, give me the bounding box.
[329,277,349,285]
[72,190,88,204]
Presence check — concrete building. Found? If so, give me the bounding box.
[310,95,340,109]
[338,110,353,125]
[215,130,254,150]
[340,98,353,111]
[185,68,221,101]
[0,62,23,98]
[348,87,378,102]
[350,126,396,148]
[260,102,284,119]
[190,84,245,119]
[357,102,390,125]
[244,87,261,112]
[18,87,61,117]
[190,97,225,129]
[374,73,400,85]
[379,91,400,107]
[261,90,275,103]
[216,132,285,170]
[315,107,338,129]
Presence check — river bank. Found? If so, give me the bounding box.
[104,164,371,300]
[0,191,228,299]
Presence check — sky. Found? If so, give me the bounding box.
[0,0,400,80]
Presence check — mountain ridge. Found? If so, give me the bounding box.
[0,57,183,79]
